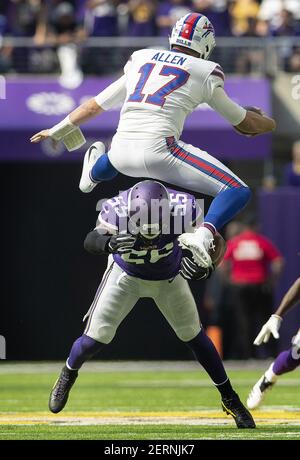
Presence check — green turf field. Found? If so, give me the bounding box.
[0,362,299,440]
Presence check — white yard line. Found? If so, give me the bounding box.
[0,360,276,374]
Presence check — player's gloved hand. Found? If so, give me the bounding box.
[180,254,214,281]
[253,315,283,346]
[108,233,137,254]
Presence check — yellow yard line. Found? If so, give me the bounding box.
[0,409,300,425]
[1,410,300,418]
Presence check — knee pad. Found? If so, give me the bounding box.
[176,325,202,343]
[91,325,117,345]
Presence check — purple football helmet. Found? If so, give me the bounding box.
[128,180,170,240]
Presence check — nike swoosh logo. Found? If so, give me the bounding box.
[88,145,97,161]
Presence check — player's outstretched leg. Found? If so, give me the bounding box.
[79,141,118,193]
[49,334,104,413]
[162,139,251,266]
[186,330,256,428]
[247,343,300,410]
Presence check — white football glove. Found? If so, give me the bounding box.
[254,314,283,346]
[178,227,214,268]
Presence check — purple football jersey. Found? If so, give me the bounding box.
[98,188,202,280]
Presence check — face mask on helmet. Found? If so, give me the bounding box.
[128,180,170,243]
[169,13,216,60]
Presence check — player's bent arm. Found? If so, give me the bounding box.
[236,109,276,136]
[29,100,104,146]
[68,74,127,125]
[84,229,113,256]
[208,87,247,127]
[68,99,104,126]
[30,75,126,145]
[254,277,300,345]
[84,224,137,256]
[208,87,276,136]
[275,277,300,318]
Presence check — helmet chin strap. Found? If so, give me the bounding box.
[138,231,162,245]
[140,232,161,241]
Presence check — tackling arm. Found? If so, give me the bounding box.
[84,224,136,256]
[236,107,276,136]
[84,229,112,255]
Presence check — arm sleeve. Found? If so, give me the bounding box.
[94,74,127,110]
[208,86,247,126]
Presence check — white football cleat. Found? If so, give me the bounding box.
[79,141,106,193]
[178,232,212,268]
[247,374,276,410]
[178,226,215,268]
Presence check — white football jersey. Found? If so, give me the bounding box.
[117,48,225,139]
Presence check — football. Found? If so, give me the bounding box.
[209,232,227,267]
[244,106,264,115]
[234,106,263,135]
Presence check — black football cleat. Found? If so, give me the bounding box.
[49,365,78,413]
[222,392,256,428]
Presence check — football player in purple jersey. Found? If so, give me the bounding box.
[247,277,300,410]
[49,180,255,428]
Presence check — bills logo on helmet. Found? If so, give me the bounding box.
[169,13,216,60]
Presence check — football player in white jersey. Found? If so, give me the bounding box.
[31,12,276,270]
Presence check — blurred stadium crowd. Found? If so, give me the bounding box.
[1,0,300,75]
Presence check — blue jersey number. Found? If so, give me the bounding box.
[128,63,190,107]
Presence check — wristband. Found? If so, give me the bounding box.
[202,222,216,235]
[49,115,76,141]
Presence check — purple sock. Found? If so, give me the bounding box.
[67,334,105,370]
[186,330,228,385]
[272,348,300,376]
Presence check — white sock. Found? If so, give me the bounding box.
[66,358,78,371]
[265,362,278,383]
